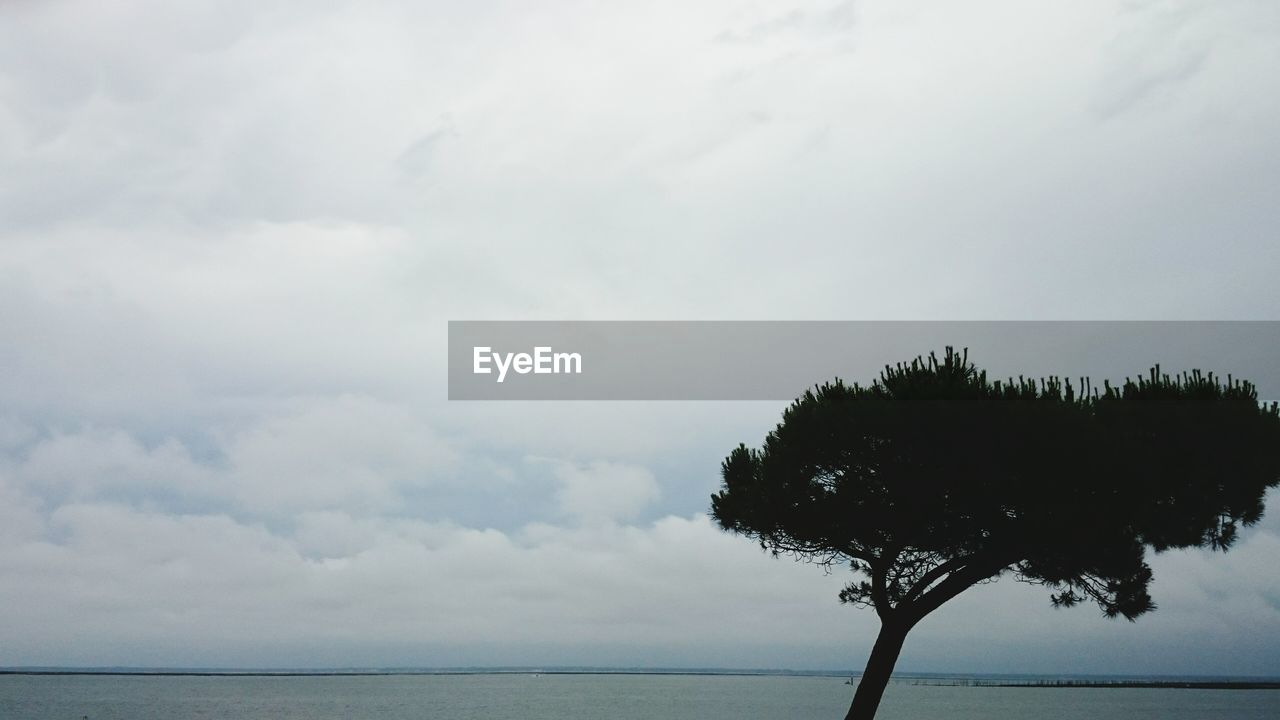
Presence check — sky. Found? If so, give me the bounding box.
[1,0,1279,674]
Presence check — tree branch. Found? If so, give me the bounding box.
[902,552,1019,626]
[900,555,972,604]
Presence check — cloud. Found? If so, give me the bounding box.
[16,429,216,507]
[545,459,662,523]
[0,490,861,667]
[5,395,460,520]
[0,0,1278,673]
[2,461,1276,672]
[222,395,460,515]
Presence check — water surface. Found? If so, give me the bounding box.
[1,673,1276,720]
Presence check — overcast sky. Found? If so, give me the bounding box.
[2,0,1279,674]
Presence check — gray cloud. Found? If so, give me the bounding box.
[1,0,1279,674]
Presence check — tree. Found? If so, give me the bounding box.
[711,349,1280,720]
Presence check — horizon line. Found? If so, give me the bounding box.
[4,667,1280,681]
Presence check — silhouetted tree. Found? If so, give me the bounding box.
[711,349,1280,720]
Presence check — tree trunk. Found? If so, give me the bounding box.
[843,620,909,720]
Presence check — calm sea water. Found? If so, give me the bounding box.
[1,673,1277,720]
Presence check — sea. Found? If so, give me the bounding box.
[1,671,1277,720]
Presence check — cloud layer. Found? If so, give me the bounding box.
[1,0,1279,673]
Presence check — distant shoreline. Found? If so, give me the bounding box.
[2,669,1279,689]
[910,679,1280,690]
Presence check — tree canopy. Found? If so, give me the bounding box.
[711,348,1280,720]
